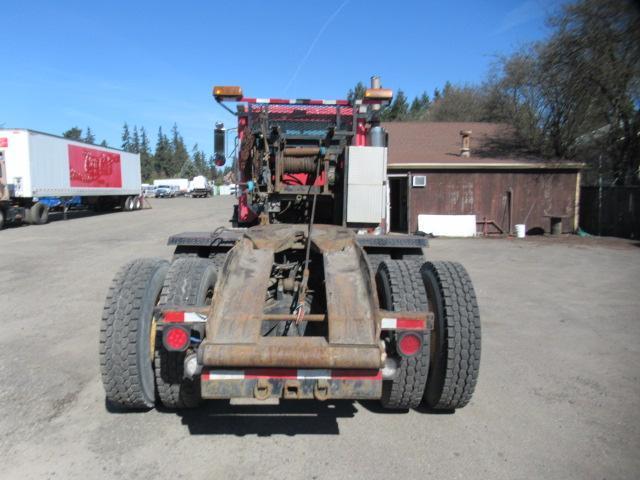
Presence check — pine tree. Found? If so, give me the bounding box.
[83,127,95,144]
[192,144,209,177]
[139,127,153,182]
[409,92,431,120]
[179,158,197,178]
[409,98,422,119]
[170,123,189,177]
[153,127,172,177]
[131,126,140,154]
[382,90,409,121]
[100,139,108,147]
[121,123,131,152]
[63,127,83,140]
[347,81,367,103]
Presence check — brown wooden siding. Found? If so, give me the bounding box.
[405,170,579,234]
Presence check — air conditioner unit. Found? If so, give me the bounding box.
[412,175,426,187]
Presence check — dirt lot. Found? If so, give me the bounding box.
[1,196,639,480]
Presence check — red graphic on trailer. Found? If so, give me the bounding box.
[68,145,122,188]
[0,138,8,148]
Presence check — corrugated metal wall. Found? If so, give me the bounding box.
[404,169,579,234]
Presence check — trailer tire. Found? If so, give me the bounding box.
[124,196,135,211]
[377,260,430,409]
[100,258,169,409]
[155,257,218,409]
[421,261,481,410]
[133,196,142,210]
[28,202,49,225]
[0,208,4,229]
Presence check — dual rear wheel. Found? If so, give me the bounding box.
[123,196,142,211]
[376,259,481,411]
[100,256,217,410]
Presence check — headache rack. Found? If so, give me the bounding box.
[242,100,356,139]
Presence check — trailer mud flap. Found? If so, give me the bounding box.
[201,369,382,400]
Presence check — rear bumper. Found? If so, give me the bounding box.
[201,368,382,400]
[199,337,383,369]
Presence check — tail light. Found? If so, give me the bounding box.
[163,325,190,352]
[397,332,422,356]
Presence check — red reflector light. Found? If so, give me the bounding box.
[164,311,185,323]
[398,332,421,356]
[163,326,190,351]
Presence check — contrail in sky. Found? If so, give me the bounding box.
[283,0,350,94]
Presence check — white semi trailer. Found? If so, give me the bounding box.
[0,129,142,228]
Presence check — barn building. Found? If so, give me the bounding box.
[382,122,583,235]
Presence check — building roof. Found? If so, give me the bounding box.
[382,122,583,170]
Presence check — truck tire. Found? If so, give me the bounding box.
[29,202,49,225]
[377,260,430,409]
[172,247,227,271]
[421,261,481,410]
[0,208,4,229]
[366,253,391,276]
[155,257,218,408]
[133,196,142,210]
[100,258,169,409]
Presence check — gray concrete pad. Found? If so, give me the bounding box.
[0,196,638,479]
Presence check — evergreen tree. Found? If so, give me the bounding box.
[131,126,140,154]
[83,127,95,144]
[179,158,197,178]
[139,127,153,182]
[192,144,209,177]
[347,81,367,103]
[433,88,442,101]
[153,126,172,177]
[121,123,131,152]
[63,127,83,140]
[382,89,409,121]
[99,139,108,147]
[408,92,431,120]
[170,123,189,177]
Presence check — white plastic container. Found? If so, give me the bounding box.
[515,224,526,238]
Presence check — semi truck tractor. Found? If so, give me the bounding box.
[0,129,142,228]
[99,81,481,413]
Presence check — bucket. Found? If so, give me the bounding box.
[515,224,526,238]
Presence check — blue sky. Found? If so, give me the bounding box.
[1,0,565,156]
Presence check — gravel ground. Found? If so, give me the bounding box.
[0,196,638,480]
